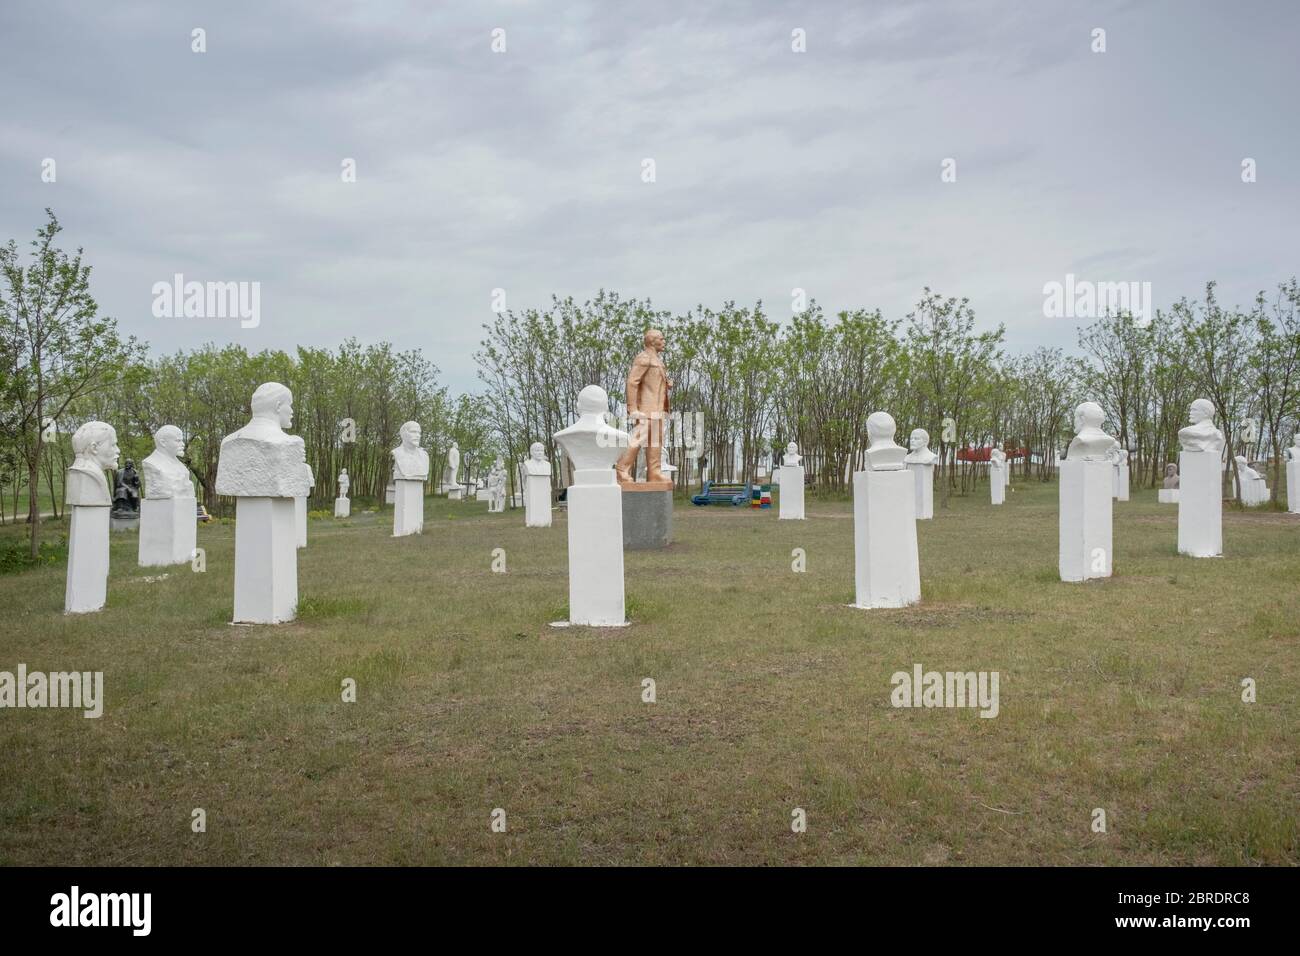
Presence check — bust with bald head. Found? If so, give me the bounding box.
[215,382,312,498]
[1178,398,1225,453]
[143,425,195,499]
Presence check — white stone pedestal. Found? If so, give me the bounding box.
[567,482,626,626]
[233,497,298,624]
[1113,460,1130,501]
[1059,459,1112,582]
[524,474,552,527]
[139,495,197,567]
[66,505,110,614]
[294,495,307,549]
[908,463,934,520]
[852,469,920,608]
[1158,489,1179,504]
[392,479,424,536]
[334,497,350,518]
[1178,451,1222,558]
[779,464,805,519]
[1288,459,1299,514]
[447,486,463,501]
[990,465,1005,505]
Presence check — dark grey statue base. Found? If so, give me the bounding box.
[621,486,673,549]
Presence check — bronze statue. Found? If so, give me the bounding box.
[111,459,141,516]
[616,329,673,487]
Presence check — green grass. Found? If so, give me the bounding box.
[0,482,1296,865]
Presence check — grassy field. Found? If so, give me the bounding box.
[1,479,1297,866]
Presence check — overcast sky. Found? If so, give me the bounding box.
[2,0,1296,393]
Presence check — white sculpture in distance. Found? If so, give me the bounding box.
[1287,436,1300,514]
[779,441,805,520]
[523,442,553,528]
[1234,455,1268,506]
[442,442,462,500]
[487,456,507,513]
[1158,463,1180,504]
[1059,402,1114,582]
[1111,446,1130,502]
[65,422,119,613]
[334,468,350,517]
[989,447,1007,505]
[853,412,920,609]
[391,421,429,537]
[215,382,311,624]
[1177,398,1224,558]
[552,385,629,627]
[139,424,197,567]
[904,428,937,521]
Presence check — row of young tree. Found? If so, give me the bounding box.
[477,282,1300,507]
[6,210,1300,561]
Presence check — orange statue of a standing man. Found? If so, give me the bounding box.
[616,328,673,487]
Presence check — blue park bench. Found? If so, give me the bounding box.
[691,480,752,506]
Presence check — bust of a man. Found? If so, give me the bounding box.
[391,421,430,480]
[865,411,906,471]
[215,382,312,498]
[554,385,630,486]
[1234,455,1262,481]
[66,421,119,506]
[1162,463,1179,489]
[989,447,1006,468]
[524,441,551,476]
[1178,399,1225,453]
[783,441,802,468]
[143,425,195,499]
[338,469,350,497]
[1066,402,1117,461]
[904,428,937,465]
[1286,436,1300,461]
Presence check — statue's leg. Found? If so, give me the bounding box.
[645,414,666,482]
[616,418,646,483]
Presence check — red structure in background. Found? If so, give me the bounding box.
[956,446,1031,463]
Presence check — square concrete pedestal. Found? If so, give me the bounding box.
[1288,459,1299,514]
[908,463,934,520]
[1178,451,1222,557]
[139,495,197,567]
[66,505,110,614]
[233,496,298,624]
[393,479,424,536]
[852,469,920,608]
[621,483,673,549]
[779,464,805,519]
[1059,459,1113,582]
[334,497,350,517]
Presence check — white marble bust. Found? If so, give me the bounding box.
[215,382,312,498]
[524,441,552,476]
[553,385,629,485]
[1066,402,1117,461]
[1286,436,1300,461]
[904,428,937,465]
[1178,399,1225,453]
[1234,455,1262,481]
[783,441,802,468]
[391,421,430,480]
[1162,463,1179,489]
[865,411,906,471]
[338,469,350,497]
[66,421,119,506]
[142,425,194,499]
